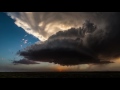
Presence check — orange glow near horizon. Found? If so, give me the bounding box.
[55,65,70,72]
[56,66,66,72]
[55,64,92,72]
[114,58,120,63]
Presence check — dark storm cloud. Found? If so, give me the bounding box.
[13,59,40,65]
[19,43,113,66]
[84,12,120,60]
[14,12,120,66]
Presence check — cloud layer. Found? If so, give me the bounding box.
[7,12,114,41]
[13,59,40,65]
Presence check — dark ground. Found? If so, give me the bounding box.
[1,72,120,78]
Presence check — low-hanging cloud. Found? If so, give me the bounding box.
[13,59,40,65]
[7,12,114,41]
[18,40,112,66]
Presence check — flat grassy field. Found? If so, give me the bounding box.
[0,72,120,78]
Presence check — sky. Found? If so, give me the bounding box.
[1,12,120,72]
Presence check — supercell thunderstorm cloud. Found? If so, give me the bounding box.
[7,12,120,66]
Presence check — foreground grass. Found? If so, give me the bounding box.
[0,72,120,78]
